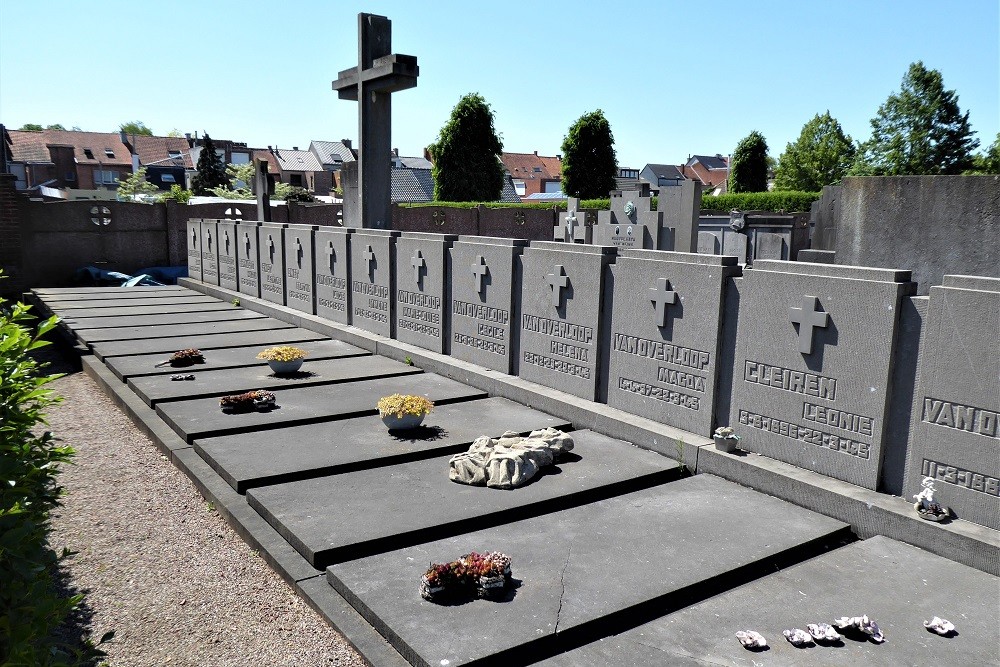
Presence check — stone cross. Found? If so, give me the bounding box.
[546,265,568,307]
[649,278,678,328]
[789,295,830,354]
[363,244,376,278]
[411,250,425,286]
[471,255,488,294]
[565,212,578,241]
[332,13,419,229]
[326,241,336,274]
[254,156,272,222]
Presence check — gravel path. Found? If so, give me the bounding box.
[46,350,367,667]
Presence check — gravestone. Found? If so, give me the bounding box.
[905,275,1000,530]
[332,13,419,229]
[314,228,353,324]
[593,188,662,249]
[201,219,220,285]
[798,249,836,264]
[236,221,262,297]
[393,232,457,353]
[257,222,288,305]
[283,224,318,314]
[254,157,272,222]
[756,232,787,260]
[659,179,702,252]
[697,231,720,255]
[606,250,741,435]
[555,197,589,244]
[186,219,202,281]
[730,260,917,490]
[722,229,749,263]
[217,220,239,291]
[349,229,399,337]
[449,236,529,373]
[517,241,616,400]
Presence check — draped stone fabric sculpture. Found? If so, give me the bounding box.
[449,427,574,489]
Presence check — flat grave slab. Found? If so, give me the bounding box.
[249,429,676,567]
[129,354,420,407]
[32,286,190,300]
[157,371,486,443]
[44,295,217,311]
[104,339,368,381]
[326,474,850,667]
[59,308,266,331]
[76,317,294,344]
[198,396,570,493]
[90,327,327,360]
[40,302,237,319]
[541,536,1000,667]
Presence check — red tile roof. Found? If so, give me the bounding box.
[500,152,562,181]
[7,129,133,166]
[133,135,194,169]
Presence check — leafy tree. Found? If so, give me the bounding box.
[158,184,192,204]
[166,128,183,138]
[119,120,153,137]
[851,61,979,175]
[18,123,43,132]
[560,110,618,198]
[45,124,66,131]
[728,131,770,193]
[967,132,1000,174]
[774,112,856,191]
[209,163,255,199]
[429,93,505,201]
[191,133,228,195]
[116,167,160,200]
[275,184,316,202]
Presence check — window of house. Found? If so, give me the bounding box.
[231,152,250,164]
[93,170,119,185]
[289,174,303,187]
[533,167,542,173]
[215,149,226,160]
[104,149,115,158]
[83,148,94,159]
[543,181,562,193]
[161,174,176,183]
[65,171,76,181]
[168,150,182,158]
[513,179,526,196]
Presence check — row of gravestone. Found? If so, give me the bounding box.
[187,218,999,531]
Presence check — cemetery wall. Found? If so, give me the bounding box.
[393,204,558,240]
[0,173,26,295]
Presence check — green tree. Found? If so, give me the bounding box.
[967,132,1000,174]
[45,124,66,131]
[851,61,979,176]
[429,93,505,201]
[119,120,153,137]
[191,133,228,195]
[774,112,856,191]
[18,123,43,132]
[116,167,160,201]
[560,110,618,198]
[209,163,255,199]
[728,131,770,193]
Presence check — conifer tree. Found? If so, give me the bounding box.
[191,133,228,195]
[429,94,505,201]
[560,110,618,199]
[728,131,769,193]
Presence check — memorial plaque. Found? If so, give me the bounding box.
[722,231,749,263]
[201,219,219,285]
[236,221,261,298]
[186,219,202,281]
[730,260,916,489]
[315,228,353,324]
[905,276,1000,530]
[517,241,616,400]
[217,220,239,291]
[593,189,661,249]
[257,222,288,305]
[349,229,399,337]
[393,232,457,353]
[607,250,741,435]
[449,236,529,373]
[283,224,318,314]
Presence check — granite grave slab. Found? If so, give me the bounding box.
[201,219,220,285]
[217,220,239,290]
[314,228,353,324]
[32,286,189,300]
[237,221,262,297]
[349,229,399,337]
[448,236,529,374]
[326,475,849,667]
[42,301,237,319]
[250,429,676,568]
[45,295,217,311]
[90,327,327,360]
[197,397,569,492]
[59,308,266,330]
[187,219,202,281]
[284,224,318,315]
[393,232,458,354]
[517,242,616,401]
[157,371,485,442]
[75,317,294,345]
[258,222,288,305]
[606,250,741,436]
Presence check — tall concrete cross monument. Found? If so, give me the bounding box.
[332,13,419,229]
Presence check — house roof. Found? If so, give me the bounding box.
[524,191,566,201]
[8,130,53,163]
[8,129,133,166]
[260,148,324,174]
[499,175,520,203]
[501,151,561,181]
[391,168,435,203]
[643,163,685,181]
[688,154,728,170]
[396,155,433,170]
[133,135,194,169]
[310,140,356,167]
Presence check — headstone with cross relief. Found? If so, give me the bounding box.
[235,221,262,297]
[593,187,663,249]
[201,219,220,286]
[283,224,319,314]
[217,220,239,291]
[314,227,354,324]
[257,222,289,305]
[349,229,400,337]
[393,231,458,353]
[449,235,530,373]
[606,250,741,435]
[186,219,203,282]
[729,260,917,490]
[554,197,592,244]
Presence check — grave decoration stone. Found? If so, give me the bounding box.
[201,219,220,286]
[349,229,399,337]
[555,197,589,244]
[449,236,529,374]
[730,260,917,490]
[905,276,999,530]
[314,227,353,324]
[658,179,702,252]
[606,250,741,435]
[186,219,202,281]
[593,187,662,250]
[217,220,239,291]
[283,224,318,315]
[257,222,288,305]
[236,221,262,298]
[332,13,418,229]
[517,241,616,401]
[392,232,458,353]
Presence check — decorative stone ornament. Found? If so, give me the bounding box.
[624,200,636,218]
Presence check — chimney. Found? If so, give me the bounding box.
[556,155,562,161]
[392,147,399,157]
[185,132,193,147]
[342,139,352,149]
[423,146,433,162]
[293,146,298,151]
[119,130,128,145]
[534,150,538,156]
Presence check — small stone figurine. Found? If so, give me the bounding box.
[912,477,950,521]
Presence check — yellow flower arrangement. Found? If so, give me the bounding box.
[377,393,434,418]
[256,346,308,362]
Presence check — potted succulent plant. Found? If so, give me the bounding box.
[713,426,741,453]
[257,346,308,375]
[377,393,434,431]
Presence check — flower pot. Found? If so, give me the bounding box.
[267,358,303,375]
[382,412,426,431]
[478,574,506,600]
[714,435,740,453]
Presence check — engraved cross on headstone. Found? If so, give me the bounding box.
[325,241,336,274]
[789,295,830,354]
[471,255,488,294]
[363,244,376,279]
[565,212,578,241]
[546,265,568,308]
[649,278,678,328]
[243,232,252,258]
[191,228,198,249]
[332,13,419,229]
[411,250,425,286]
[295,238,304,268]
[205,228,212,252]
[224,230,230,255]
[267,234,275,262]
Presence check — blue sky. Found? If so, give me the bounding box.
[1,1,997,168]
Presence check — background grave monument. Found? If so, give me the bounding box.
[236,221,262,298]
[393,232,457,354]
[349,229,399,337]
[186,219,202,282]
[314,227,353,324]
[658,179,702,253]
[593,187,663,250]
[217,220,239,291]
[257,222,288,305]
[283,224,318,315]
[201,219,220,286]
[555,197,591,244]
